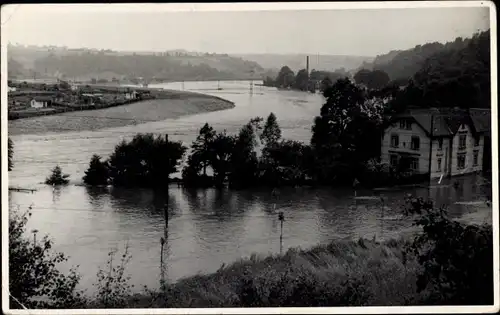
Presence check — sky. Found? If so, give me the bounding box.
[1,3,491,57]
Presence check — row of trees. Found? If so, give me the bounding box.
[77,77,390,190]
[263,66,348,93]
[29,52,263,82]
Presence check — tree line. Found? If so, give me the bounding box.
[69,77,399,189]
[28,52,263,82]
[263,66,348,93]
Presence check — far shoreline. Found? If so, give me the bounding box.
[8,88,236,136]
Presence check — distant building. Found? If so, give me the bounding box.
[80,93,103,105]
[125,90,138,100]
[381,108,491,179]
[8,86,17,92]
[30,96,52,108]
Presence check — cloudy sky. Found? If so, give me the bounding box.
[1,3,491,56]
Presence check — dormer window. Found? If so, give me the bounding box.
[400,119,412,130]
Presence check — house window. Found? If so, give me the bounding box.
[410,158,419,171]
[400,120,412,130]
[411,136,420,151]
[390,134,399,148]
[473,150,479,166]
[390,154,398,167]
[459,134,467,150]
[438,138,443,150]
[474,136,480,147]
[437,158,442,172]
[457,153,466,170]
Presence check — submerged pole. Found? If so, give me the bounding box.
[278,211,285,255]
[380,196,385,239]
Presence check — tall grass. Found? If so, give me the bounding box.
[130,238,422,308]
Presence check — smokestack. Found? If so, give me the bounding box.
[306,56,309,74]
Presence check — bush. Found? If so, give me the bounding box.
[93,244,134,308]
[9,207,86,309]
[403,195,493,305]
[83,154,109,186]
[44,165,70,186]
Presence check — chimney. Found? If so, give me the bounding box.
[306,56,309,75]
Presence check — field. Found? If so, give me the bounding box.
[8,90,235,136]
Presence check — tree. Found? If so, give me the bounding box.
[293,69,309,91]
[9,208,86,308]
[207,131,235,188]
[45,165,70,186]
[8,137,14,171]
[260,140,313,186]
[275,66,295,88]
[311,78,384,184]
[107,134,186,188]
[191,123,216,176]
[354,69,390,90]
[83,154,109,186]
[319,76,333,93]
[411,30,490,109]
[261,112,282,148]
[354,69,371,86]
[229,121,260,189]
[369,70,391,89]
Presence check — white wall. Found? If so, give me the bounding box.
[381,120,430,174]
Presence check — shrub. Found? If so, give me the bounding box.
[9,207,86,309]
[403,195,493,305]
[44,165,70,186]
[93,244,134,308]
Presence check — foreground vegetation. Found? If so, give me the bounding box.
[8,195,493,309]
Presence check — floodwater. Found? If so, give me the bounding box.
[8,80,492,294]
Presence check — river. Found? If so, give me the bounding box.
[8,80,492,294]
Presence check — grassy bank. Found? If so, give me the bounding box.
[8,89,235,136]
[92,238,421,308]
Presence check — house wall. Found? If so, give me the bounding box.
[30,100,46,109]
[430,137,452,179]
[381,120,431,174]
[450,123,483,176]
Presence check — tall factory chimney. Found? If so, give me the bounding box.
[306,56,310,74]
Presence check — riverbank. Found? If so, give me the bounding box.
[8,89,235,136]
[78,237,422,308]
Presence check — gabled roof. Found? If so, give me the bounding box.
[389,107,490,137]
[469,108,491,133]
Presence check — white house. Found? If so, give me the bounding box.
[380,108,491,180]
[8,86,17,92]
[124,90,138,100]
[30,97,52,109]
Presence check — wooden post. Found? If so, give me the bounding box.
[380,196,385,239]
[278,211,285,255]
